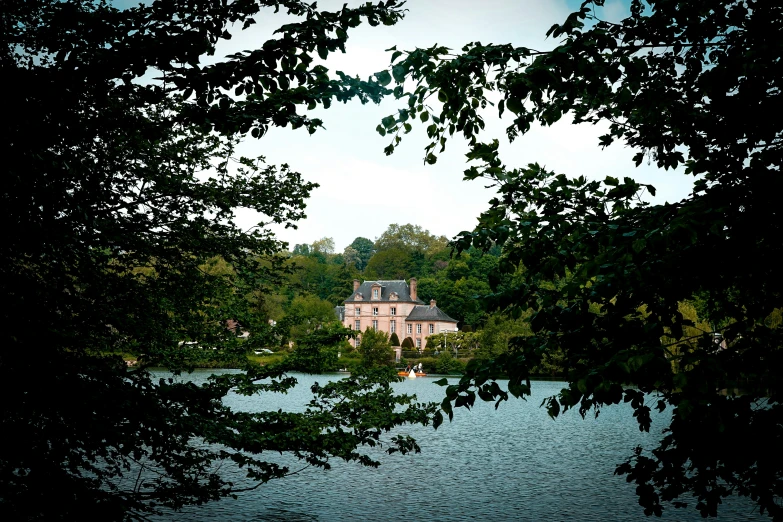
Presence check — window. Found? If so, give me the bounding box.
[416,338,422,349]
[390,307,396,316]
[416,324,422,334]
[355,338,360,348]
[407,324,412,334]
[429,324,434,334]
[355,320,360,331]
[372,320,378,331]
[373,307,378,316]
[355,306,360,316]
[373,288,379,299]
[390,320,396,333]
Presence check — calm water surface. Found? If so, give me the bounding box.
[156,370,765,521]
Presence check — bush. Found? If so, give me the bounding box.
[436,350,466,374]
[416,357,438,374]
[337,353,362,372]
[401,336,414,349]
[390,332,401,346]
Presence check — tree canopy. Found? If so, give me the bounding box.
[358,328,395,368]
[374,223,448,254]
[377,0,783,519]
[1,0,440,519]
[346,236,375,270]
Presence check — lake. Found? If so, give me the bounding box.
[157,371,765,521]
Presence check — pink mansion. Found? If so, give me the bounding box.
[337,278,458,349]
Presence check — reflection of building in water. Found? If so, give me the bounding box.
[335,278,457,349]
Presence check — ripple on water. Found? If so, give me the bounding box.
[152,372,766,522]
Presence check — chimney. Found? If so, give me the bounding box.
[409,277,417,301]
[430,299,436,309]
[353,279,361,292]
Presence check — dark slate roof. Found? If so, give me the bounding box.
[344,280,424,304]
[406,305,457,323]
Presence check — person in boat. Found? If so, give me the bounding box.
[417,362,423,373]
[405,364,411,372]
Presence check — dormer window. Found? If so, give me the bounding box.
[373,288,379,299]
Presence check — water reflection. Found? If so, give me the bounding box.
[154,371,764,521]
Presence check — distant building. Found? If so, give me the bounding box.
[340,278,457,349]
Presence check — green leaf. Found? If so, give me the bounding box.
[506,97,524,115]
[392,65,407,83]
[441,397,453,420]
[375,70,392,86]
[632,239,646,253]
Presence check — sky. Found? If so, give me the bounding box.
[128,0,695,252]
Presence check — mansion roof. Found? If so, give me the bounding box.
[344,280,424,304]
[406,304,457,323]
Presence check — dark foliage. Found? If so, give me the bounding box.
[0,1,439,520]
[378,0,783,519]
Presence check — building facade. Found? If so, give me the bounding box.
[338,278,458,349]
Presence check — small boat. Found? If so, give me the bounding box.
[397,370,427,377]
[397,368,427,377]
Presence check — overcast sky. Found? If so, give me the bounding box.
[127,0,695,252]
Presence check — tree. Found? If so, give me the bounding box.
[364,248,413,280]
[390,332,401,347]
[417,275,490,328]
[374,223,448,254]
[378,0,783,519]
[346,236,375,270]
[287,253,357,305]
[292,243,312,257]
[311,237,336,255]
[401,336,415,349]
[285,323,348,373]
[283,294,339,344]
[1,1,438,520]
[358,328,394,368]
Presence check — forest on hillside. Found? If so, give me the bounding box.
[255,222,742,377]
[252,223,565,374]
